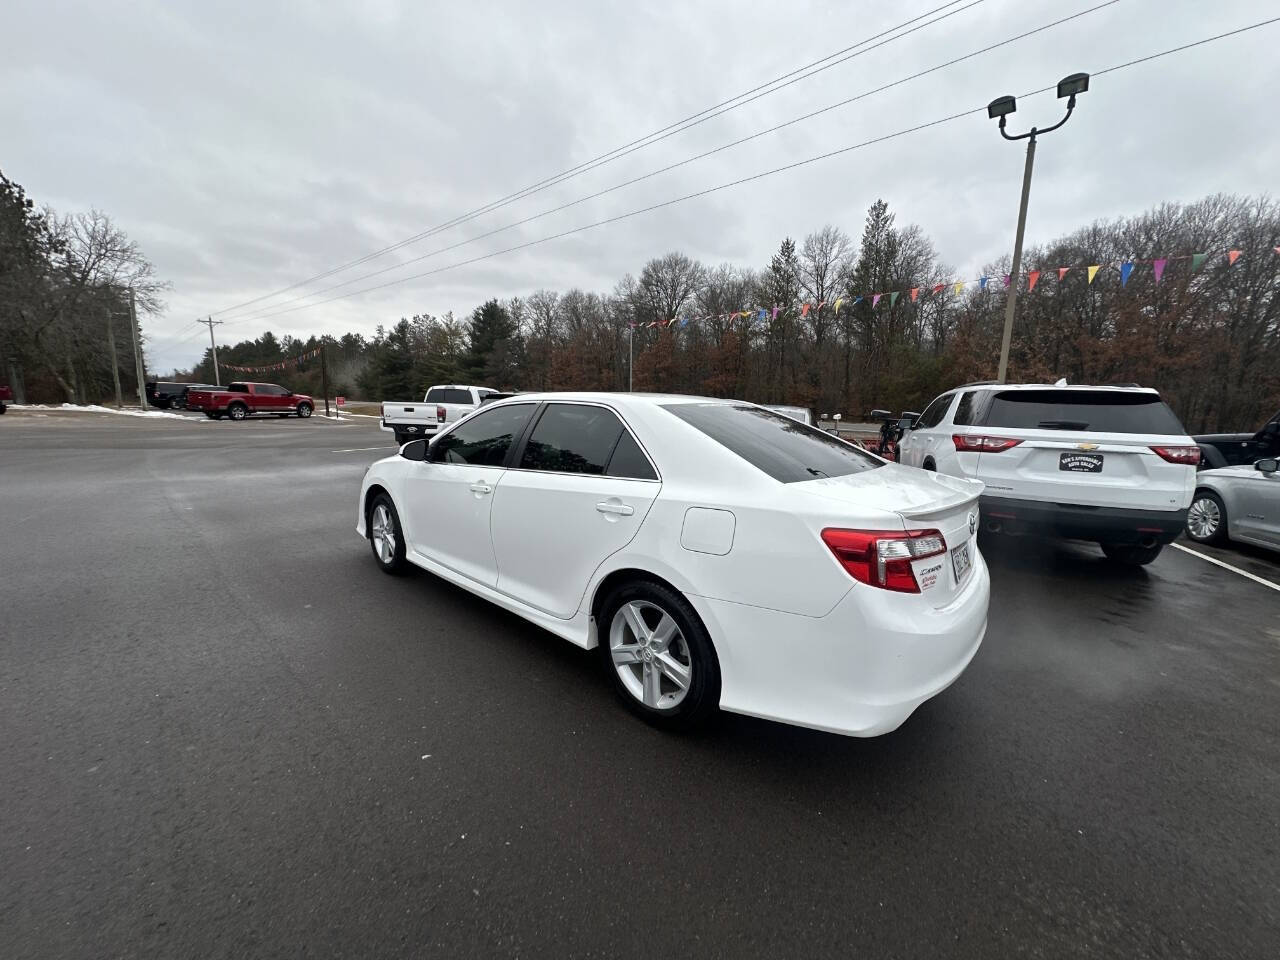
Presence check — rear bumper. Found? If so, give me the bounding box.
[688,553,989,738]
[381,419,438,437]
[980,495,1187,544]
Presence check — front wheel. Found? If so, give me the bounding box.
[368,495,407,574]
[1186,491,1227,544]
[599,580,720,731]
[296,402,313,418]
[1101,542,1163,566]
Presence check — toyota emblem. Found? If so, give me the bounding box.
[968,512,977,535]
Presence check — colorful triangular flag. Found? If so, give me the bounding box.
[953,281,965,295]
[1087,265,1101,284]
[1002,274,1011,288]
[1120,262,1134,286]
[890,291,900,307]
[853,295,864,305]
[1191,253,1207,271]
[800,303,810,317]
[932,284,945,294]
[1058,267,1069,281]
[979,276,988,290]
[833,298,843,313]
[872,294,882,307]
[1027,270,1040,292]
[1227,249,1242,265]
[1152,258,1168,284]
[910,287,919,302]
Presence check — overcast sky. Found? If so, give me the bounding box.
[6,0,1278,372]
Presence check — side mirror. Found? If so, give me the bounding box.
[1256,458,1279,474]
[399,438,428,461]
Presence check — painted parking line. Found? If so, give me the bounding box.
[1171,542,1280,593]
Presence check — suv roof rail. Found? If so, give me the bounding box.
[957,380,999,388]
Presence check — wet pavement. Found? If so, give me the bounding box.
[2,410,1278,958]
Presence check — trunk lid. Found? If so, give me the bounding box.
[975,430,1192,511]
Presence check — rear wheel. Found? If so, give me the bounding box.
[1101,542,1163,566]
[599,580,720,730]
[204,412,218,419]
[227,403,248,421]
[1186,491,1227,544]
[296,402,313,418]
[368,494,407,574]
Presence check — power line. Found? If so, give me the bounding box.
[224,0,1118,326]
[235,14,1280,326]
[210,0,985,319]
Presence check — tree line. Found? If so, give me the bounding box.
[0,170,166,403]
[205,192,1273,432]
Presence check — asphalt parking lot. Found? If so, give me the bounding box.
[2,409,1278,959]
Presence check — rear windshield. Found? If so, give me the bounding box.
[982,390,1186,434]
[663,403,882,483]
[426,387,472,404]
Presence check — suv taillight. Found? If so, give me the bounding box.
[821,528,947,593]
[1150,445,1201,465]
[953,434,1023,452]
[436,405,446,421]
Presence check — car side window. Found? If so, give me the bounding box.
[916,393,953,430]
[952,391,979,426]
[607,430,658,480]
[520,404,625,475]
[434,403,536,466]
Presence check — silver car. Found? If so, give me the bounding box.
[1186,457,1280,552]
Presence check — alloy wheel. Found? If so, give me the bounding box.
[1187,497,1220,540]
[371,503,396,564]
[608,600,693,710]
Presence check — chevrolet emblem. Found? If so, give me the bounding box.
[1076,443,1099,451]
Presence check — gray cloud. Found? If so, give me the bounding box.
[5,0,1277,372]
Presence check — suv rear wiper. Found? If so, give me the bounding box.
[1037,420,1089,430]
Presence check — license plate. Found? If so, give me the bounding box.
[950,541,971,583]
[1060,452,1103,473]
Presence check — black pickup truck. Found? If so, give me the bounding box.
[1195,408,1280,468]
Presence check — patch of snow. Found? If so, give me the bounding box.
[13,403,194,420]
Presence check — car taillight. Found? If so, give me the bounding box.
[821,528,947,593]
[436,405,446,421]
[1150,445,1200,465]
[953,434,1023,452]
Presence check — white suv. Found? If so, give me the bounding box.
[898,383,1200,565]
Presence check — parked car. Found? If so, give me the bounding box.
[1194,408,1280,468]
[356,394,988,737]
[898,382,1200,565]
[1186,457,1280,552]
[185,382,314,420]
[0,383,11,414]
[144,381,203,409]
[762,404,816,426]
[380,384,497,444]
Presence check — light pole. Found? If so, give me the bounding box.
[989,72,1089,384]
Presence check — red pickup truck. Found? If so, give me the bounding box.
[0,384,12,414]
[185,382,314,420]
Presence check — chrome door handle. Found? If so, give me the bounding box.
[469,482,493,495]
[596,500,634,516]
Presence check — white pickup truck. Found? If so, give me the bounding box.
[380,384,498,445]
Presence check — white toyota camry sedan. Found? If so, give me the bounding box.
[356,393,989,737]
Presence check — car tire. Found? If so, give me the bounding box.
[1101,542,1163,566]
[227,403,248,421]
[368,494,408,574]
[204,412,218,419]
[296,402,313,418]
[922,458,936,471]
[1186,490,1227,544]
[598,579,720,731]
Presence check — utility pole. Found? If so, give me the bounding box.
[6,357,26,404]
[105,308,124,408]
[127,289,148,409]
[987,72,1090,383]
[320,343,331,418]
[628,326,633,392]
[198,316,224,385]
